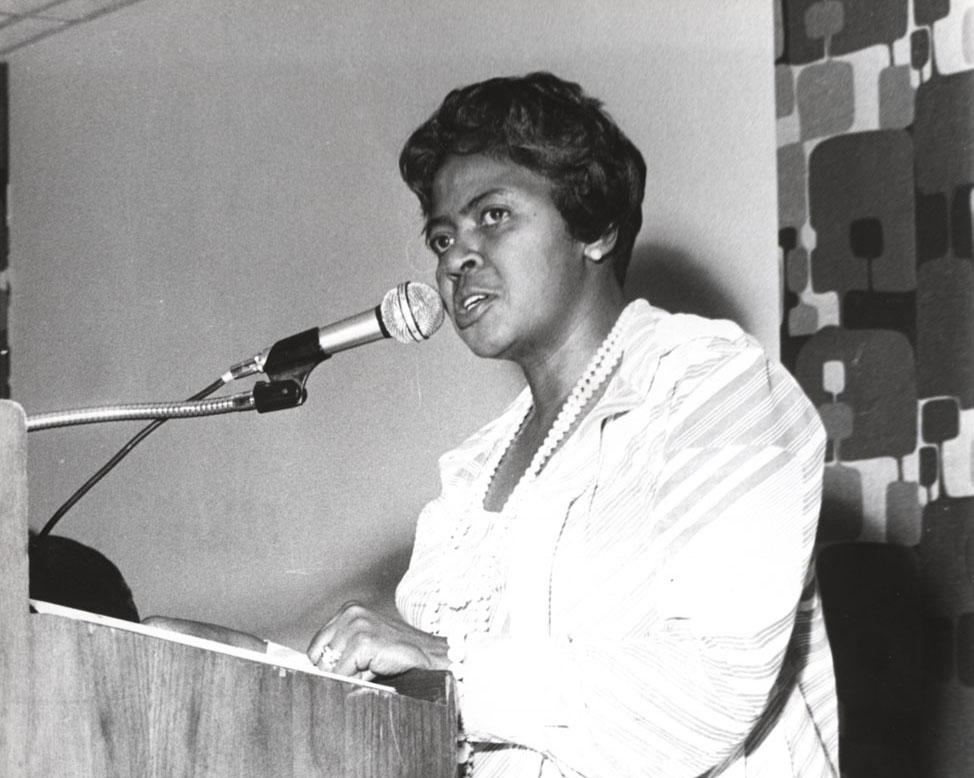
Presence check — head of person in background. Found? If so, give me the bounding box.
[29,531,140,622]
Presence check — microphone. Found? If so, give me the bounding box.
[320,280,445,354]
[230,281,445,383]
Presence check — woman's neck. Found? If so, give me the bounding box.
[520,294,627,428]
[480,295,630,512]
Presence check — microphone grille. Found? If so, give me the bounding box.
[380,282,445,344]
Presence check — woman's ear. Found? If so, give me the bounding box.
[583,226,618,263]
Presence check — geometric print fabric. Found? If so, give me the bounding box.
[775,1,974,775]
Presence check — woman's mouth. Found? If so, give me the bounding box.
[454,292,492,327]
[463,293,487,311]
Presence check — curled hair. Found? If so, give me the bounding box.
[399,72,646,283]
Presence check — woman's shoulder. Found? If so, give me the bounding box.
[644,303,753,356]
[625,300,817,423]
[623,300,766,389]
[628,303,823,454]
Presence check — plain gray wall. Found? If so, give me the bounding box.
[9,0,777,647]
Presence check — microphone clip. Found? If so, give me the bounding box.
[252,380,306,413]
[252,327,329,413]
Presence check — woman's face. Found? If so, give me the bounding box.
[425,153,590,363]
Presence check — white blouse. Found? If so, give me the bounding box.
[397,300,839,778]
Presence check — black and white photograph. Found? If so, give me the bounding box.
[1,1,972,776]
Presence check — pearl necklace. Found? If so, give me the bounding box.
[427,305,633,640]
[476,303,633,513]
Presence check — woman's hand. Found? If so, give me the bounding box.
[306,602,448,681]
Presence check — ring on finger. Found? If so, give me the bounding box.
[317,644,341,671]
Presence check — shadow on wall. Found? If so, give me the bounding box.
[626,243,748,329]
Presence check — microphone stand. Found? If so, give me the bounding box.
[28,344,327,536]
[26,381,305,432]
[26,281,443,529]
[27,331,332,433]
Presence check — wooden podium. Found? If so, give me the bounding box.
[0,401,457,777]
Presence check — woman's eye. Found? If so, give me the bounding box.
[482,207,509,226]
[427,234,454,255]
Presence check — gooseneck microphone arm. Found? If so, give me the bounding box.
[25,281,445,432]
[26,390,257,431]
[30,281,445,537]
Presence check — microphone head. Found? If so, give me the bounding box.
[380,282,445,343]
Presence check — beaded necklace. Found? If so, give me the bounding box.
[427,305,633,640]
[477,303,633,514]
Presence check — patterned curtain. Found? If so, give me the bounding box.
[775,1,974,775]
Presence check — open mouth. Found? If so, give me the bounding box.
[462,293,487,311]
[454,291,492,326]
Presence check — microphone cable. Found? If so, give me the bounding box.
[36,376,227,540]
[32,282,445,538]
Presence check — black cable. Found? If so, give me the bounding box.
[37,377,227,539]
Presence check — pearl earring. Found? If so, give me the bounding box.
[588,248,603,261]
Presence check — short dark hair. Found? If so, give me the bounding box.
[399,72,646,283]
[29,532,140,622]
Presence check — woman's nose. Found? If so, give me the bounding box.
[443,236,483,278]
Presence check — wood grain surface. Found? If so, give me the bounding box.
[1,401,457,777]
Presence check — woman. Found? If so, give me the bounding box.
[307,72,839,777]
